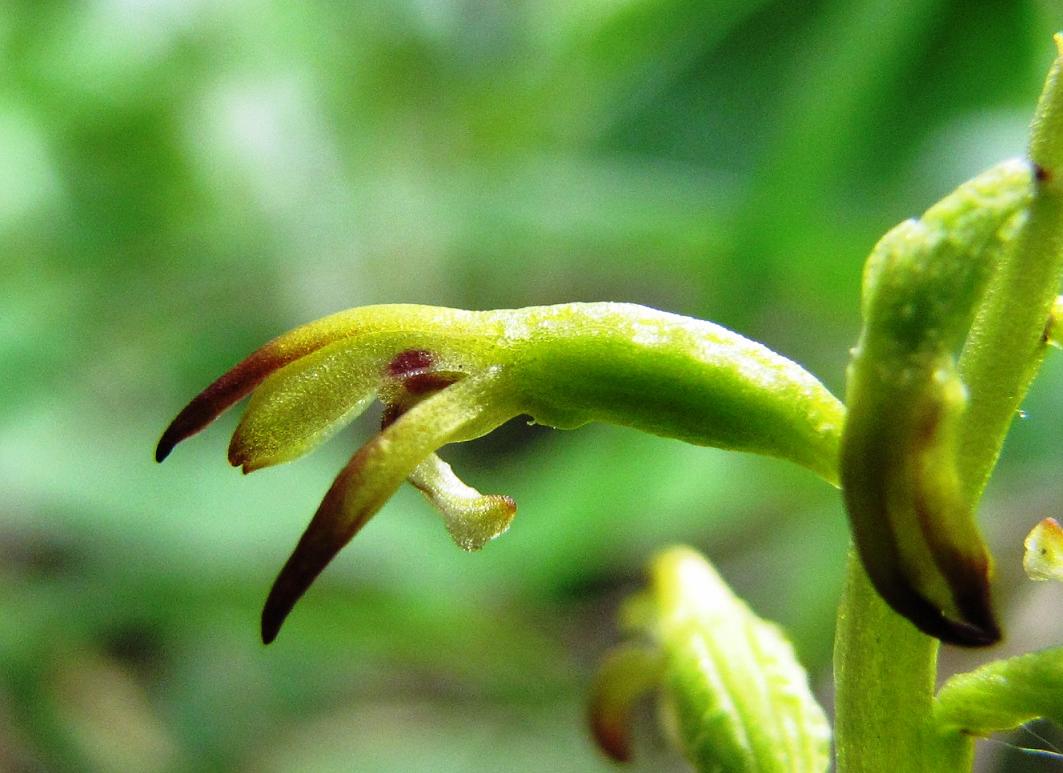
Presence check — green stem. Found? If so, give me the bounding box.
[834,36,1063,772]
[957,36,1063,500]
[834,552,971,771]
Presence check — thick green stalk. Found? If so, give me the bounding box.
[834,553,971,771]
[956,36,1063,499]
[835,36,1063,772]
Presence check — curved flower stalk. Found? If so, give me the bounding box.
[588,546,830,771]
[157,303,844,642]
[840,159,1036,646]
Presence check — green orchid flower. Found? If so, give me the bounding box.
[157,303,844,643]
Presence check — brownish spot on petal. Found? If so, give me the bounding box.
[403,372,460,395]
[386,349,434,379]
[379,363,460,429]
[589,701,632,763]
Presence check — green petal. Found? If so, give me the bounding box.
[228,339,384,472]
[261,374,518,644]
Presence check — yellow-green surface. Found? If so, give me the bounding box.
[159,302,844,644]
[4,2,1063,771]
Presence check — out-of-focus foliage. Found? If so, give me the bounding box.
[590,546,830,771]
[2,1,1063,770]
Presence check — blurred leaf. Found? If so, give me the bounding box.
[936,647,1063,735]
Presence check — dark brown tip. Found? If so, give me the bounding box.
[589,709,632,763]
[1035,163,1052,183]
[863,562,1000,647]
[157,346,297,462]
[261,445,381,644]
[261,553,317,644]
[155,437,175,463]
[261,513,345,645]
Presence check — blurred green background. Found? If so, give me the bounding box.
[4,1,1063,770]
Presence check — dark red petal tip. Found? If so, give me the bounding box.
[261,523,341,644]
[156,341,325,463]
[589,706,632,763]
[260,445,381,644]
[261,505,348,645]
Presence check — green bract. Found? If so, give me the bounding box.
[840,159,1035,646]
[589,546,831,771]
[157,302,843,642]
[935,647,1063,735]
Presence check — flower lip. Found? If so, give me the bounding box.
[259,373,519,643]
